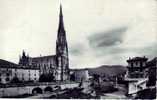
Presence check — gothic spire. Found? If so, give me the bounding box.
[58,3,65,33]
[60,3,63,17]
[56,2,69,81]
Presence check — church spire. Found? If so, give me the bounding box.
[60,3,63,17]
[58,3,65,34]
[56,3,69,81]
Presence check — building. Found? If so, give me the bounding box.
[0,59,39,84]
[146,57,157,86]
[126,56,148,78]
[70,69,90,82]
[19,4,69,81]
[125,56,150,95]
[19,51,56,76]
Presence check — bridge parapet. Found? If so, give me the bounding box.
[0,81,80,97]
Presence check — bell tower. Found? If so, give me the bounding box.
[55,4,69,81]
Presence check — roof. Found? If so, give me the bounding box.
[0,59,18,67]
[0,59,39,70]
[70,68,88,72]
[127,57,148,62]
[31,55,56,62]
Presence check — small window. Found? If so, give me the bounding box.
[130,63,133,67]
[140,62,143,67]
[6,78,9,81]
[6,73,9,76]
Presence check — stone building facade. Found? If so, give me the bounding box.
[19,52,56,76]
[125,56,156,95]
[126,56,148,78]
[0,59,39,84]
[19,4,69,81]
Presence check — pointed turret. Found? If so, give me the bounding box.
[22,50,26,57]
[19,50,30,66]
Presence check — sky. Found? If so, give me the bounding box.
[0,0,157,69]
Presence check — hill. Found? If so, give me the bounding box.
[88,65,127,77]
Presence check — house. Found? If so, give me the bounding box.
[125,56,156,95]
[0,59,39,84]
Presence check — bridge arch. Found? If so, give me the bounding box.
[44,86,53,93]
[32,87,43,94]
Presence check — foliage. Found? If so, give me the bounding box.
[147,67,156,86]
[10,77,22,83]
[39,74,55,82]
[135,88,156,99]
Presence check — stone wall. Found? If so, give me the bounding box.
[0,82,79,97]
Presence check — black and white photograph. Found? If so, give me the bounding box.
[0,0,156,99]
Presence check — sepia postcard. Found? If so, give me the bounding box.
[0,0,156,99]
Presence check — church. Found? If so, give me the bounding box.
[19,4,69,81]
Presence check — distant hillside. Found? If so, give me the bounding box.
[88,65,127,77]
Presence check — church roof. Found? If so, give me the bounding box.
[31,55,56,61]
[70,68,88,72]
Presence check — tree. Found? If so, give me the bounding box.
[39,74,55,82]
[10,77,21,83]
[147,67,156,86]
[93,74,100,85]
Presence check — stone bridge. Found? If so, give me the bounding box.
[0,82,80,97]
